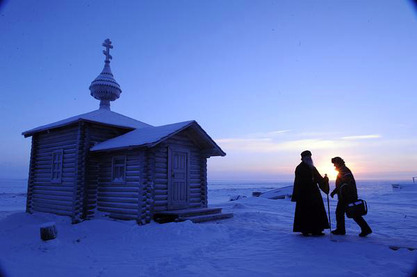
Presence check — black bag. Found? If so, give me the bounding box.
[346,199,368,218]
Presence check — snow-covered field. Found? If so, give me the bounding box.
[1,179,417,277]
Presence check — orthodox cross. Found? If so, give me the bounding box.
[102,38,113,62]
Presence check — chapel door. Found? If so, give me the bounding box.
[168,149,189,210]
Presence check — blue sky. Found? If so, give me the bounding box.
[1,1,416,181]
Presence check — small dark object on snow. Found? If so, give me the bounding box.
[252,191,262,197]
[230,195,247,201]
[40,222,58,241]
[389,245,417,251]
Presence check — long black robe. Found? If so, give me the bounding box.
[291,162,329,233]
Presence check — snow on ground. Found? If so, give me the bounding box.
[1,181,417,277]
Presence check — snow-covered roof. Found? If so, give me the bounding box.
[90,120,226,157]
[22,109,152,137]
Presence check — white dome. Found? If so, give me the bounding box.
[89,39,122,110]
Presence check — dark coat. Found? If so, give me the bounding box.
[331,165,358,204]
[292,162,329,233]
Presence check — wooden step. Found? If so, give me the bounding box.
[180,213,234,223]
[153,208,233,223]
[155,207,222,218]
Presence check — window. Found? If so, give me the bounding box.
[51,150,63,183]
[112,156,126,183]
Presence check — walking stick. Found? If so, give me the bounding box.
[327,192,331,231]
[327,192,336,241]
[325,175,337,241]
[325,174,332,232]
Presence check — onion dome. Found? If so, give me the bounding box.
[89,39,122,110]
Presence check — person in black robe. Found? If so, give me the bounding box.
[291,150,330,236]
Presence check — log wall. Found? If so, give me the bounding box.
[152,133,207,212]
[26,134,37,213]
[72,122,86,223]
[137,149,154,224]
[95,150,143,221]
[27,125,80,216]
[84,123,134,219]
[26,122,133,221]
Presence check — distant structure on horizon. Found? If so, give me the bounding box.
[22,39,229,224]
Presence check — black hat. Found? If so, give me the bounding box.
[331,157,345,165]
[301,150,312,157]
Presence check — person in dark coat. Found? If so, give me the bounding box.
[330,157,372,237]
[291,150,330,236]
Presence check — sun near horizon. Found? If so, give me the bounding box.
[316,162,339,181]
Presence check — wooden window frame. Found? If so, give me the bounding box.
[51,149,63,184]
[112,155,126,184]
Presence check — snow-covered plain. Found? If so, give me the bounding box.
[1,179,417,277]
